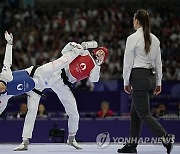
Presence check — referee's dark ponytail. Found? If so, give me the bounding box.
[134,9,152,54]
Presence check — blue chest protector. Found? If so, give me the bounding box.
[7,70,35,96]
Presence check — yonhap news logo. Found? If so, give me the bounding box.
[96,132,110,148]
[96,132,174,148]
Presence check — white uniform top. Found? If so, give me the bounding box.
[0,44,13,83]
[123,27,162,86]
[58,42,100,83]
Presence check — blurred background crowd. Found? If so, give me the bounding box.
[0,0,179,81]
[0,0,179,120]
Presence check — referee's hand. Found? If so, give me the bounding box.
[124,85,132,94]
[154,86,161,95]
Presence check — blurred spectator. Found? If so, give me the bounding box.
[75,78,94,91]
[13,103,27,118]
[97,101,114,118]
[152,103,169,118]
[22,0,35,9]
[37,104,48,118]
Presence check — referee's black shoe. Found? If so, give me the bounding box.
[117,144,137,153]
[162,134,175,154]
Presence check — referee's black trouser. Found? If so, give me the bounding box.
[129,68,167,146]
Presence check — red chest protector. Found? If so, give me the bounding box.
[69,55,95,81]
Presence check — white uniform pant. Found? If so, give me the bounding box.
[22,79,79,139]
[22,48,81,139]
[22,91,41,139]
[49,76,79,136]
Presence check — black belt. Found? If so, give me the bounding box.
[29,66,45,97]
[61,68,73,92]
[132,67,150,70]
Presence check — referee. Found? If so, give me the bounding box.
[118,9,174,154]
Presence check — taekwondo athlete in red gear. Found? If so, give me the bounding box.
[3,40,108,151]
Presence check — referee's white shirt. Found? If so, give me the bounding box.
[123,27,162,86]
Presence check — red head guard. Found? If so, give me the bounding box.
[92,47,108,63]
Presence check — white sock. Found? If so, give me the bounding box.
[22,138,28,142]
[69,132,76,137]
